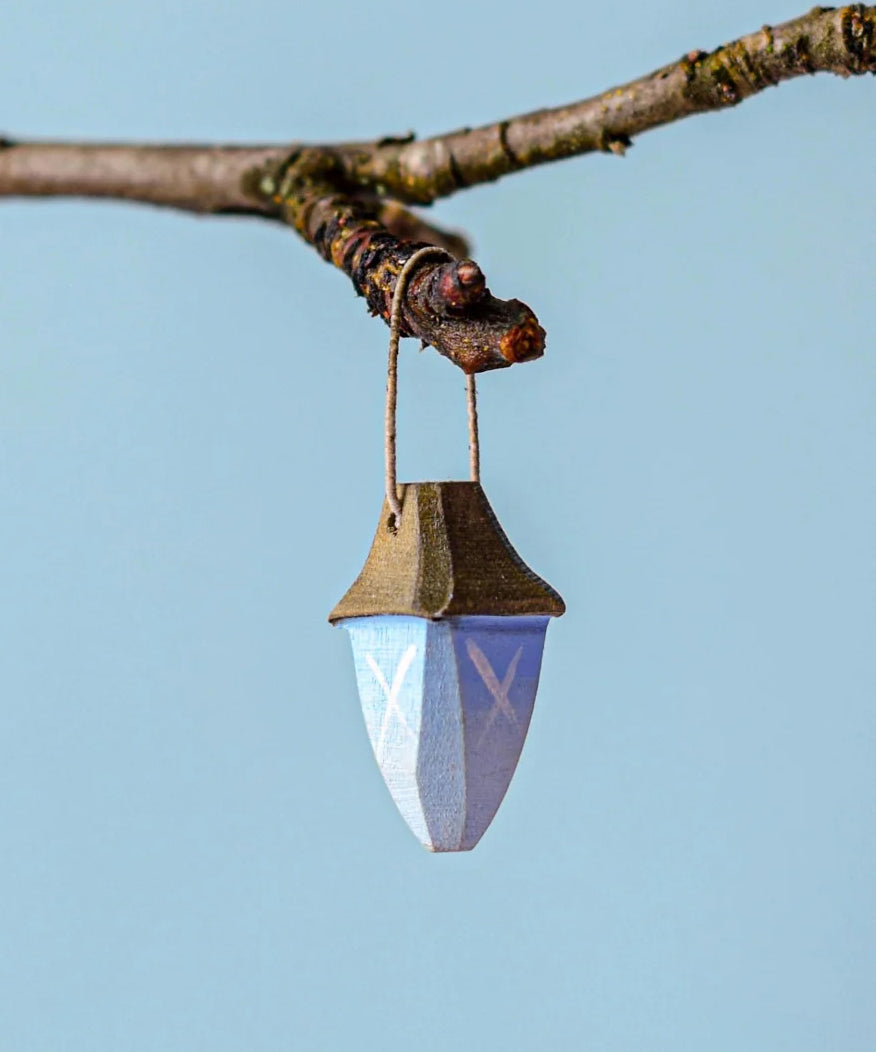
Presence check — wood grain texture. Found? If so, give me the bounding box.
[341,615,550,851]
[329,482,565,622]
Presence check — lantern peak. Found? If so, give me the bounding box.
[329,481,564,623]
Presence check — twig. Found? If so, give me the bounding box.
[1,5,873,371]
[334,5,876,203]
[3,7,872,213]
[0,141,288,214]
[274,149,543,373]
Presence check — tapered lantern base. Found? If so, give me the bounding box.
[340,614,549,851]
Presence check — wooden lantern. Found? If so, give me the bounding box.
[330,481,564,852]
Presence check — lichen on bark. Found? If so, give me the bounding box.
[1,5,874,375]
[259,148,545,374]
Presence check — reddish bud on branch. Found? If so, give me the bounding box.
[273,151,545,373]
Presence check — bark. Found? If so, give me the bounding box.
[332,5,876,204]
[1,5,873,371]
[0,141,287,215]
[274,150,543,373]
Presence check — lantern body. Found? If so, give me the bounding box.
[341,614,549,852]
[330,482,564,851]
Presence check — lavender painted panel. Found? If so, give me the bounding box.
[449,617,549,850]
[418,626,466,850]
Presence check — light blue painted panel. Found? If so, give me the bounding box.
[341,615,551,851]
[345,617,430,846]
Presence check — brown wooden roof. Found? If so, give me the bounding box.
[329,481,565,622]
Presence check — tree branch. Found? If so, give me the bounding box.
[1,5,873,371]
[0,141,289,214]
[4,6,871,213]
[271,149,543,373]
[333,4,876,203]
[4,7,872,213]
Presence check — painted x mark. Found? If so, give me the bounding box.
[366,645,417,763]
[466,640,524,747]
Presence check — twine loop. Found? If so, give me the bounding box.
[385,247,480,529]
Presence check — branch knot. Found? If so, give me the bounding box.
[263,151,545,373]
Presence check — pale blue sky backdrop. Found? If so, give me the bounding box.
[1,1,875,1049]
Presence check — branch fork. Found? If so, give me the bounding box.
[1,5,874,372]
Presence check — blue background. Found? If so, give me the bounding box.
[2,1,874,1048]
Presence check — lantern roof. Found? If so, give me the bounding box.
[329,481,565,622]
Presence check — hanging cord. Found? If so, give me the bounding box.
[386,245,482,527]
[466,373,480,483]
